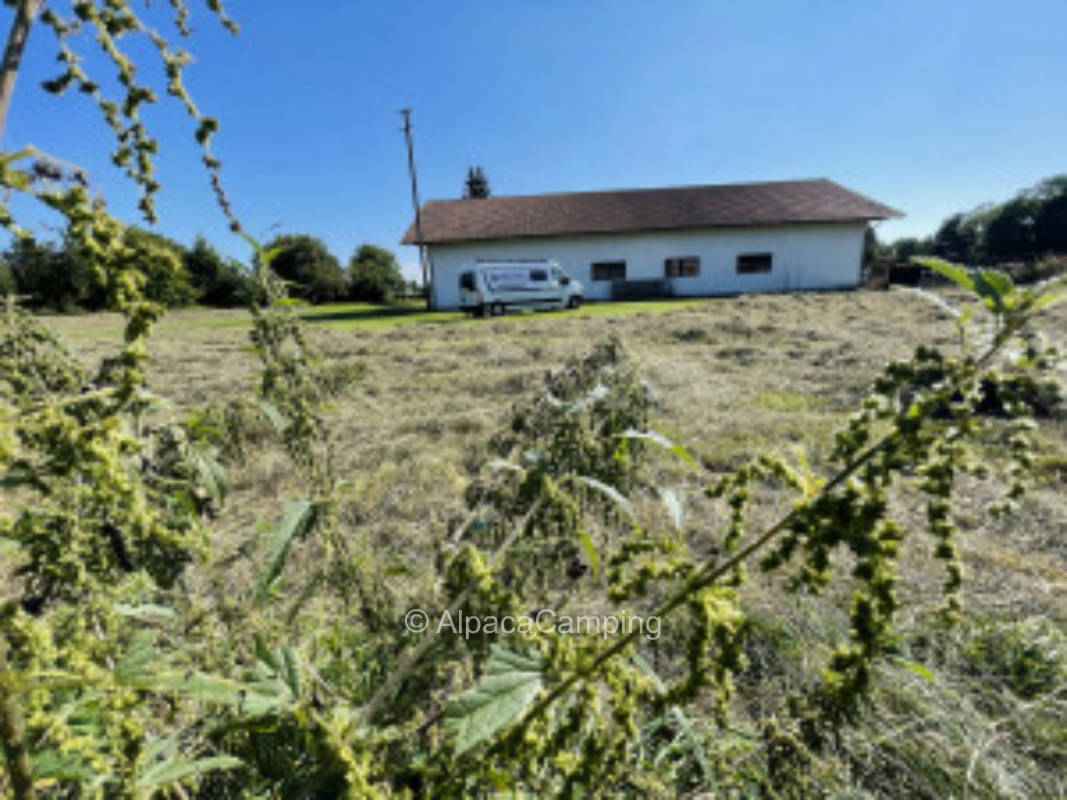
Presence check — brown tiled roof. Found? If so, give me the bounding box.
[401,178,902,245]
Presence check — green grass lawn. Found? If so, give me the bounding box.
[298,297,723,329]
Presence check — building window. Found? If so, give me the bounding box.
[665,256,700,277]
[736,253,773,274]
[591,261,627,281]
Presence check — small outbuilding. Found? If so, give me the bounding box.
[401,178,902,310]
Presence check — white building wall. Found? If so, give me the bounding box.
[423,222,867,310]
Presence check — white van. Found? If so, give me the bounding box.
[458,260,584,316]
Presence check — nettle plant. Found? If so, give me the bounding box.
[327,261,1063,797]
[204,263,1063,797]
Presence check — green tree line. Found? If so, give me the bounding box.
[0,230,411,311]
[887,174,1067,270]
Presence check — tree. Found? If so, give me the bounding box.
[2,227,198,310]
[123,227,197,307]
[863,225,886,265]
[265,234,347,303]
[985,197,1039,263]
[933,213,980,264]
[890,236,933,261]
[184,235,251,307]
[349,243,406,303]
[464,165,491,198]
[1033,175,1067,256]
[3,236,92,310]
[0,258,14,296]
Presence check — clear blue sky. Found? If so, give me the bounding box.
[6,0,1066,279]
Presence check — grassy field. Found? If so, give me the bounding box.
[44,287,1067,796]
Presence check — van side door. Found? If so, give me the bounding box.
[529,267,554,304]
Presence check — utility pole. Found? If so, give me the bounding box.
[399,108,432,309]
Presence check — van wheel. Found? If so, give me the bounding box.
[490,302,505,316]
[567,295,582,309]
[474,304,486,318]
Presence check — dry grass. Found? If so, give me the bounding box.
[43,288,1067,617]
[43,286,1067,795]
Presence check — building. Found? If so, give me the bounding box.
[400,178,902,310]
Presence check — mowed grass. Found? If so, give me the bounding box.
[44,286,1067,613]
[43,287,1067,795]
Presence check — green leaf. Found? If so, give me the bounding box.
[31,749,98,782]
[445,645,544,754]
[253,633,281,673]
[114,630,160,683]
[618,428,699,468]
[281,647,302,698]
[259,244,284,265]
[973,268,1015,312]
[1029,274,1067,313]
[897,658,936,682]
[135,755,243,790]
[578,526,599,579]
[256,398,287,435]
[190,444,227,504]
[238,231,263,255]
[148,672,289,715]
[255,498,317,601]
[914,257,974,293]
[571,474,637,521]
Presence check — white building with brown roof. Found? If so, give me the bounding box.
[401,178,902,310]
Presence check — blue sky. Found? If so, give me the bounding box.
[5,0,1066,279]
